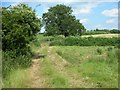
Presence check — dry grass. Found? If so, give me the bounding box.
[82,34,119,38]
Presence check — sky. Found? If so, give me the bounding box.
[1,0,119,32]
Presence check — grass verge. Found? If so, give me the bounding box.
[3,68,30,88]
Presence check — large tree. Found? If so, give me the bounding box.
[2,4,41,54]
[42,4,85,37]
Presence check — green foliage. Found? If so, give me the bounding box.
[97,48,102,55]
[32,38,41,47]
[2,4,41,78]
[2,4,41,54]
[42,4,85,37]
[49,36,119,46]
[110,29,120,34]
[2,51,31,79]
[83,29,120,35]
[107,47,113,51]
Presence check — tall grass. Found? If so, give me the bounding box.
[55,46,118,88]
[2,51,31,79]
[3,68,30,88]
[2,35,43,87]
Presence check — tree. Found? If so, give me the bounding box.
[42,4,85,37]
[2,4,41,55]
[110,29,120,34]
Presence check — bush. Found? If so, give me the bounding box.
[2,4,41,78]
[2,51,31,78]
[49,36,119,46]
[49,40,64,46]
[97,48,102,55]
[32,39,41,47]
[2,4,41,54]
[107,47,113,51]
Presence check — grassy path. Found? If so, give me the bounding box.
[46,46,94,88]
[28,59,47,88]
[27,43,92,88]
[27,43,50,88]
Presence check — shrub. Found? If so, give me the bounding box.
[49,37,119,46]
[32,39,40,47]
[97,48,102,55]
[2,51,31,78]
[49,40,64,46]
[2,4,41,78]
[2,4,41,54]
[107,47,113,51]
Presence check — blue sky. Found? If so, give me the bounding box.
[2,1,119,32]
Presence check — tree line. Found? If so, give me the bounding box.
[83,29,120,35]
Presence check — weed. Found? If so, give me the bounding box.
[97,48,102,55]
[107,47,113,51]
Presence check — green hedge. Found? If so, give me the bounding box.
[49,37,120,46]
[2,51,32,78]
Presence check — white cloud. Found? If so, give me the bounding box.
[73,2,99,15]
[37,16,41,19]
[80,18,88,23]
[102,8,118,17]
[106,19,116,24]
[93,25,102,29]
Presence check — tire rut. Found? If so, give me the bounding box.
[47,47,91,88]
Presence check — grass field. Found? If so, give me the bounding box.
[3,34,119,88]
[55,46,118,87]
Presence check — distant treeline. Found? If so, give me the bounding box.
[83,29,120,35]
[39,29,120,35]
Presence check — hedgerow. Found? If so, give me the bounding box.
[49,36,119,46]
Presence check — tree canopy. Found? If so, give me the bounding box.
[2,4,41,55]
[42,4,86,37]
